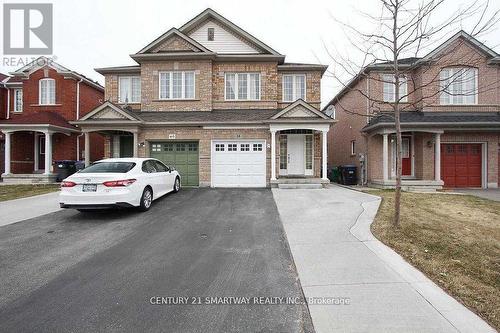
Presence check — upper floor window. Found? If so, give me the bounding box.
[225,73,260,100]
[39,78,55,105]
[283,74,306,102]
[382,74,407,102]
[159,71,195,100]
[440,67,477,105]
[119,76,141,103]
[13,89,23,112]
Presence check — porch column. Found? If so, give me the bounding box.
[434,133,441,181]
[34,133,39,171]
[270,130,277,180]
[322,130,328,180]
[3,131,12,174]
[84,131,90,167]
[133,132,138,157]
[382,133,389,181]
[43,131,52,175]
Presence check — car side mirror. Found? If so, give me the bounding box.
[169,169,172,173]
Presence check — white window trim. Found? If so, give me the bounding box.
[13,88,23,113]
[158,71,196,100]
[118,76,141,103]
[39,78,56,105]
[224,73,261,101]
[282,74,307,102]
[382,74,408,103]
[350,140,356,156]
[439,67,478,105]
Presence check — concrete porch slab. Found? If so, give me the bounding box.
[1,173,57,184]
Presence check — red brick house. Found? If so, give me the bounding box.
[0,57,105,183]
[74,8,333,188]
[325,31,500,190]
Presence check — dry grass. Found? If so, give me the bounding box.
[0,184,60,202]
[369,190,500,330]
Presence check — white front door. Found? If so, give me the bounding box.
[287,135,305,175]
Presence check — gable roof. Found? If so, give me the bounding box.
[272,99,331,120]
[179,8,282,56]
[79,101,140,121]
[420,30,499,62]
[323,30,500,110]
[9,56,103,91]
[137,28,213,54]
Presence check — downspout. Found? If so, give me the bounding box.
[75,78,83,160]
[76,133,84,161]
[76,78,82,120]
[6,88,10,119]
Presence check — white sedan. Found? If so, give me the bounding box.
[59,158,181,212]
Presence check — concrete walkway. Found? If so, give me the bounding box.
[272,185,495,333]
[0,191,62,227]
[453,188,500,202]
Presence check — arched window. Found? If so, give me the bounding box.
[39,78,56,105]
[440,67,478,105]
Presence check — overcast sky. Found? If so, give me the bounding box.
[1,0,499,108]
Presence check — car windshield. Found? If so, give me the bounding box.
[79,162,136,173]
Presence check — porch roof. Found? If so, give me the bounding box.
[363,111,500,133]
[0,112,79,133]
[72,99,334,127]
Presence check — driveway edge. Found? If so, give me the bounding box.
[349,193,496,333]
[0,191,62,227]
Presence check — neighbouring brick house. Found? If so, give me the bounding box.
[324,31,500,190]
[75,8,333,187]
[0,58,105,183]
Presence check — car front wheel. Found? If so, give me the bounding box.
[173,177,181,193]
[138,187,153,212]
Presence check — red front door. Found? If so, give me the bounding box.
[38,136,45,170]
[441,144,482,188]
[401,137,411,176]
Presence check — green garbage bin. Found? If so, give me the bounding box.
[328,166,340,183]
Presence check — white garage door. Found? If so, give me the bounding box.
[212,140,266,187]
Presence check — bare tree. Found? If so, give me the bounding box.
[325,0,499,227]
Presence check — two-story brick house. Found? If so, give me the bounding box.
[0,58,105,183]
[325,31,500,190]
[75,8,333,187]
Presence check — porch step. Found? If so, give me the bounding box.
[276,177,329,184]
[278,183,323,189]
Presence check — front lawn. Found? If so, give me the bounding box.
[369,190,500,330]
[0,184,60,202]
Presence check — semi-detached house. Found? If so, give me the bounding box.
[75,8,334,187]
[325,31,500,190]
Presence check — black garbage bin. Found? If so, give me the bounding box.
[75,160,86,171]
[53,160,77,182]
[340,165,357,185]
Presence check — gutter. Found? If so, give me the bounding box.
[362,121,500,132]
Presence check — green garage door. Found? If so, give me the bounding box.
[150,142,199,186]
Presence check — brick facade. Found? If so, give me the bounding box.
[328,35,500,188]
[1,66,105,174]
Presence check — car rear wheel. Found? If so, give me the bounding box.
[138,187,153,212]
[173,177,181,193]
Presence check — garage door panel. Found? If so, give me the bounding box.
[441,144,482,188]
[151,142,199,186]
[212,141,266,188]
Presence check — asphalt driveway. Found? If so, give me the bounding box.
[0,188,313,333]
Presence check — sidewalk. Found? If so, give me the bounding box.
[272,185,495,333]
[0,192,62,227]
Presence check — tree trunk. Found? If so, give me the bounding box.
[393,0,402,228]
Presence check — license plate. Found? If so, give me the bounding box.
[82,184,97,192]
